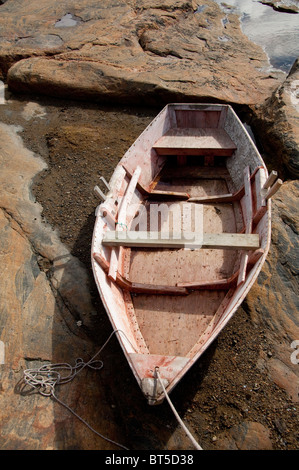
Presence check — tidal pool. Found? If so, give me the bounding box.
[213,0,299,72]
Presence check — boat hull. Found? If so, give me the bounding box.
[91,104,276,405]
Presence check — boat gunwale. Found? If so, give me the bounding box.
[91,103,272,404]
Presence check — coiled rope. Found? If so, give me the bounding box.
[23,329,130,450]
[22,329,203,451]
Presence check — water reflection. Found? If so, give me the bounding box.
[213,0,299,72]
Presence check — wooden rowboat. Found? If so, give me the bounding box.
[91,104,281,405]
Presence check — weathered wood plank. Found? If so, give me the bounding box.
[188,193,234,203]
[103,231,260,250]
[148,189,190,200]
[238,166,252,285]
[153,128,237,156]
[97,165,126,223]
[265,178,283,200]
[263,170,278,189]
[253,167,267,211]
[108,166,141,280]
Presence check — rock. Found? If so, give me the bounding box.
[0,122,124,450]
[0,0,282,105]
[253,58,299,178]
[218,421,273,450]
[0,92,298,451]
[259,0,299,14]
[246,180,299,403]
[0,123,95,332]
[0,0,298,452]
[264,357,299,402]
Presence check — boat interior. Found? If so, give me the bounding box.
[93,105,280,361]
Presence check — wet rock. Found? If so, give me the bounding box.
[0,0,281,105]
[246,180,299,403]
[0,0,298,452]
[253,58,299,178]
[259,0,299,14]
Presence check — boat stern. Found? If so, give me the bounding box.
[141,375,169,405]
[129,353,190,405]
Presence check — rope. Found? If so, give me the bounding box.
[22,329,130,450]
[155,368,203,451]
[22,329,203,451]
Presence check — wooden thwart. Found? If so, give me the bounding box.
[153,128,237,156]
[103,231,260,250]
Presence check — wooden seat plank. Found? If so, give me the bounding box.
[153,128,237,156]
[103,231,260,250]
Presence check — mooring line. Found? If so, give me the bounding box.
[155,367,203,451]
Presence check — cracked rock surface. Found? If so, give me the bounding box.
[0,90,298,451]
[0,0,298,452]
[0,0,283,105]
[0,120,121,450]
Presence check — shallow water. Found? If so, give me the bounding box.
[213,0,299,72]
[55,13,81,28]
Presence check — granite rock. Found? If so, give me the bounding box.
[0,122,123,450]
[246,180,299,404]
[217,421,273,450]
[0,0,282,105]
[259,0,299,14]
[253,58,299,178]
[0,0,298,452]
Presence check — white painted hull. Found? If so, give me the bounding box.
[91,104,278,405]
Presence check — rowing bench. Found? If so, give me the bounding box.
[102,231,260,250]
[153,127,237,166]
